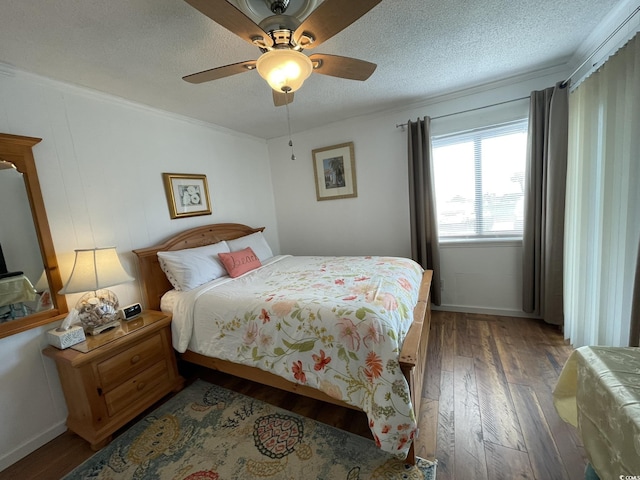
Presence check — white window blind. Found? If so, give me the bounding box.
[432,119,528,240]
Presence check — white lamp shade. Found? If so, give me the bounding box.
[58,247,134,295]
[256,49,313,93]
[34,270,49,291]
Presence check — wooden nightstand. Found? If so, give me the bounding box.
[43,310,184,450]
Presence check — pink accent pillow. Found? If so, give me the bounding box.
[218,247,262,278]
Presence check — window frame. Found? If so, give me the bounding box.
[431,119,529,242]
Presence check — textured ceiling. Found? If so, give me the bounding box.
[0,0,621,139]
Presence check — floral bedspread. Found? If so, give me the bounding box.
[168,255,424,457]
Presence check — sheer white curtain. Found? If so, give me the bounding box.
[564,33,640,347]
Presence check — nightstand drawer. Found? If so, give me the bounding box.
[97,333,164,390]
[104,360,169,417]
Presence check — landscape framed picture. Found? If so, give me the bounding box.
[312,142,357,201]
[162,173,212,219]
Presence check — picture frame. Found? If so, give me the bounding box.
[162,173,212,219]
[312,142,357,201]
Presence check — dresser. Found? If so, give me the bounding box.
[43,310,184,450]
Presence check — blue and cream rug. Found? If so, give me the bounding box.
[64,379,436,479]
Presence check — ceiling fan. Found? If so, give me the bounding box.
[182,0,382,106]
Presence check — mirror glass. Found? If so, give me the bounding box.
[0,163,52,321]
[0,133,68,339]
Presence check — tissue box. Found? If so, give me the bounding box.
[46,325,86,349]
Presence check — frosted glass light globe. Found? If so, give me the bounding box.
[256,49,313,93]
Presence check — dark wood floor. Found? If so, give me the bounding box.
[424,311,586,480]
[1,311,586,480]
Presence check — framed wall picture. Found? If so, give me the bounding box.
[312,142,357,201]
[162,173,212,219]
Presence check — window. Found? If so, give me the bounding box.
[432,119,528,240]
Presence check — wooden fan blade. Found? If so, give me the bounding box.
[309,53,376,81]
[293,0,383,49]
[183,60,257,84]
[184,0,273,48]
[272,90,295,107]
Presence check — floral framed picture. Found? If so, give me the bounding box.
[312,142,357,201]
[162,173,212,219]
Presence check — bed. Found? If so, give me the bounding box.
[133,223,432,463]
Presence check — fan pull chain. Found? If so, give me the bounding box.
[284,89,296,161]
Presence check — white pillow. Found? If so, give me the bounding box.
[157,241,230,291]
[227,231,273,262]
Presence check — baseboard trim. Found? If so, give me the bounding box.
[0,421,67,472]
[433,304,541,319]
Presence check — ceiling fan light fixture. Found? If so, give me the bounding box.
[256,49,313,93]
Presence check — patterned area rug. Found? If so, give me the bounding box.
[64,379,436,479]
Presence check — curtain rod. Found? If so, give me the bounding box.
[395,95,529,129]
[561,5,640,87]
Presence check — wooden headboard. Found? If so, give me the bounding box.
[132,223,265,311]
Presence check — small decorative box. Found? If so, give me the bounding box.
[47,325,86,349]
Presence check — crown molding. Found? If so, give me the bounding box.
[0,64,16,78]
[0,62,266,143]
[382,62,568,117]
[566,0,640,88]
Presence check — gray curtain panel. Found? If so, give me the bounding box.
[522,82,569,324]
[630,238,640,347]
[407,117,441,306]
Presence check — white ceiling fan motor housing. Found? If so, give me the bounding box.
[229,0,319,24]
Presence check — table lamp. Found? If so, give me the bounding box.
[59,247,134,335]
[34,269,53,312]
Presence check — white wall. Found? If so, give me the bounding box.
[265,0,639,317]
[0,67,279,470]
[439,241,532,317]
[267,65,570,316]
[267,114,413,257]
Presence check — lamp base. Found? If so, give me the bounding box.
[85,319,120,336]
[76,289,120,335]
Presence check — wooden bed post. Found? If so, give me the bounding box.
[399,269,433,464]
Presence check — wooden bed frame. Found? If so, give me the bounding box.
[133,223,432,463]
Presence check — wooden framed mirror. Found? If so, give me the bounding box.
[0,133,68,339]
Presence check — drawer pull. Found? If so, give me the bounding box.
[137,382,145,391]
[130,355,141,365]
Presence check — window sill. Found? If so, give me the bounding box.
[438,237,523,248]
